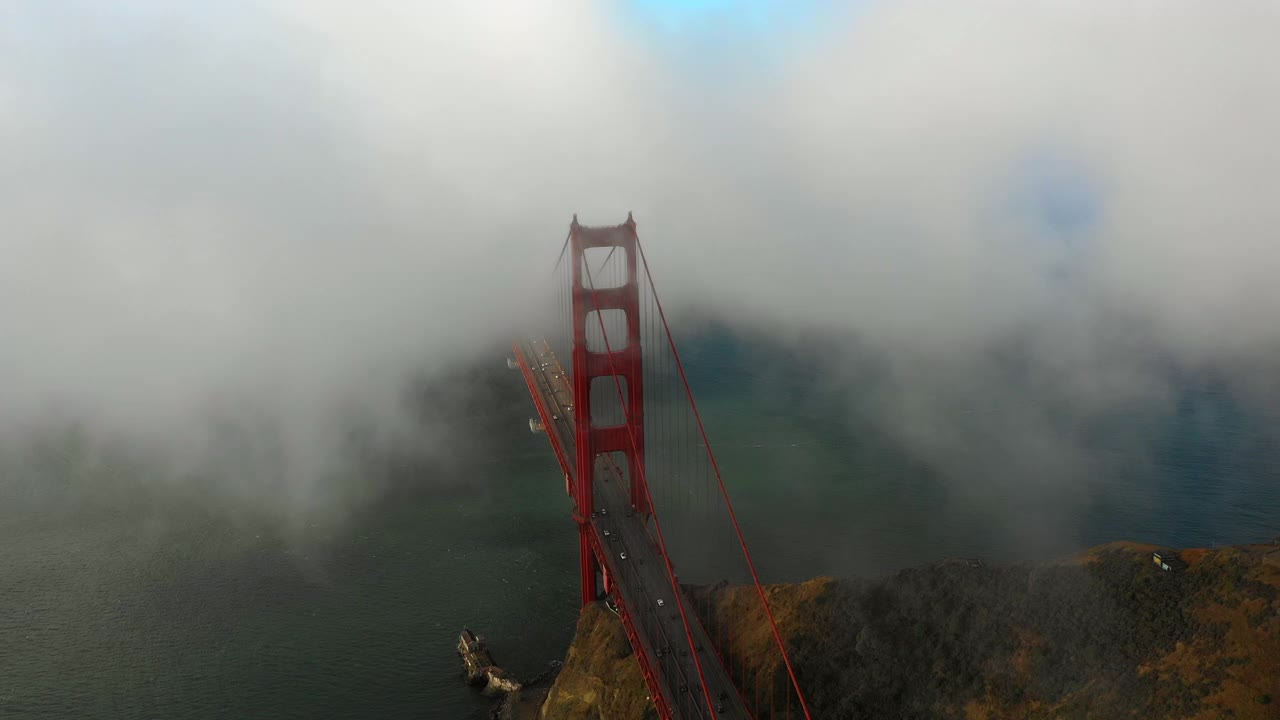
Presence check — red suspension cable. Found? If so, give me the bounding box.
[581,259,719,717]
[636,238,813,720]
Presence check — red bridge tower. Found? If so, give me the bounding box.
[570,213,648,606]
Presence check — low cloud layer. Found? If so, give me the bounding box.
[2,1,1277,542]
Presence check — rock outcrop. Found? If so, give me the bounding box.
[458,628,523,697]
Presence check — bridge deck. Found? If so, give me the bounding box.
[517,339,749,719]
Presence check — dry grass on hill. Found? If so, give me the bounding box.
[541,542,1280,719]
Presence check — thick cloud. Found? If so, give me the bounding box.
[2,1,1277,537]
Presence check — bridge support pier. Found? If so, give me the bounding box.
[579,524,600,605]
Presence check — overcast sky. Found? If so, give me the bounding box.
[2,1,1278,530]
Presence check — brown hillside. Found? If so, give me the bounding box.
[539,601,656,719]
[541,543,1280,719]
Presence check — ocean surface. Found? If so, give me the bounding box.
[2,337,1278,719]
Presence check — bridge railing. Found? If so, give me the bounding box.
[602,517,713,719]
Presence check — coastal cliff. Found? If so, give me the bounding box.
[539,542,1280,719]
[538,602,654,719]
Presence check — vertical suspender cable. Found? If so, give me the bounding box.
[636,238,813,720]
[582,257,719,717]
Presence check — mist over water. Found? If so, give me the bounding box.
[4,338,1277,719]
[3,1,1280,717]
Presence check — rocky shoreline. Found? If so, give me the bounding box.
[457,628,566,719]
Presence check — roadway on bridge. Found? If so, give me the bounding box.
[519,339,749,718]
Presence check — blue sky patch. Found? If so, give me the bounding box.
[616,0,846,56]
[1012,148,1102,242]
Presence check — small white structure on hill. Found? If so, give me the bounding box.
[1152,551,1186,572]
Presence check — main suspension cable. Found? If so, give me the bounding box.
[636,237,813,720]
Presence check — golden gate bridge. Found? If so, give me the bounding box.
[510,214,812,719]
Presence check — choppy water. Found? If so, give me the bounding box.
[2,340,1278,719]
